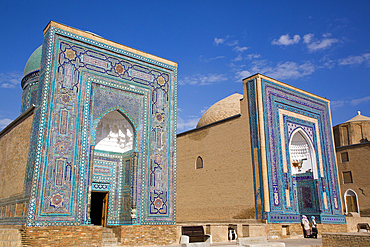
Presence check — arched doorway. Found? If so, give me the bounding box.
[344,189,359,214]
[289,129,319,216]
[90,110,135,226]
[289,129,317,178]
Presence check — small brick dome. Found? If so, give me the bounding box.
[197,93,243,128]
[345,111,370,123]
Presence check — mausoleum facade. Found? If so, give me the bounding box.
[0,21,177,229]
[177,74,345,228]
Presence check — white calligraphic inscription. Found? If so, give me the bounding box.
[64,64,73,88]
[129,69,154,82]
[82,55,109,69]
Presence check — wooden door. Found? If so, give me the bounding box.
[101,193,109,227]
[346,195,357,213]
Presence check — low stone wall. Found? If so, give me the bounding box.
[346,216,370,232]
[268,223,302,239]
[318,223,347,233]
[322,232,370,246]
[19,226,103,246]
[110,225,178,246]
[268,223,347,239]
[178,222,267,242]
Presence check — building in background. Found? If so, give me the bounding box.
[177,74,346,240]
[0,21,177,245]
[333,112,370,216]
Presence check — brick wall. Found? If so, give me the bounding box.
[322,232,370,246]
[2,224,177,246]
[346,216,370,232]
[176,99,255,222]
[334,119,370,216]
[336,143,370,216]
[319,223,347,233]
[0,114,33,199]
[19,226,102,246]
[110,225,178,246]
[268,224,303,239]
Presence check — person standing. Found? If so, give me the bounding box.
[301,215,311,238]
[311,216,318,238]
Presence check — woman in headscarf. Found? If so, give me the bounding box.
[311,216,318,238]
[301,215,310,238]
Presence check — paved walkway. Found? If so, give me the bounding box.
[154,237,322,247]
[268,238,322,247]
[212,238,322,247]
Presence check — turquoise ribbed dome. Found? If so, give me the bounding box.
[23,45,42,77]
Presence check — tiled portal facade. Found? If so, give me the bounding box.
[246,74,345,224]
[0,21,177,227]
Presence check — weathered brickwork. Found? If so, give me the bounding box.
[317,223,347,233]
[0,114,33,199]
[346,216,370,232]
[110,225,177,246]
[333,121,370,147]
[322,232,370,247]
[336,143,370,215]
[333,117,370,216]
[19,226,103,246]
[0,225,178,246]
[177,99,255,222]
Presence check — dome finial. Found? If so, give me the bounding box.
[358,111,361,115]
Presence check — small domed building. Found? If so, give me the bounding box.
[177,73,346,241]
[21,45,42,113]
[333,112,370,216]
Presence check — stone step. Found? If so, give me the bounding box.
[0,229,22,247]
[103,228,114,233]
[0,240,22,247]
[102,237,118,243]
[102,244,120,247]
[103,232,116,238]
[101,227,119,246]
[0,234,21,241]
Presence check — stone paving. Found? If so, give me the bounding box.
[153,237,322,247]
[267,238,322,247]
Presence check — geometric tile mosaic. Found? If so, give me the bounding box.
[21,21,177,227]
[247,75,345,224]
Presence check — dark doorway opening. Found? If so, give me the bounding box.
[294,172,319,217]
[91,191,108,226]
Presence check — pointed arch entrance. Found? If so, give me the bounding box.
[344,189,359,214]
[89,109,136,225]
[289,128,319,216]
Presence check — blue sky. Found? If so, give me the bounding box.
[1,1,369,132]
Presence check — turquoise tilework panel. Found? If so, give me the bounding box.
[248,77,343,224]
[26,26,177,226]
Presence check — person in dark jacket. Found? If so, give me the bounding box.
[311,216,318,238]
